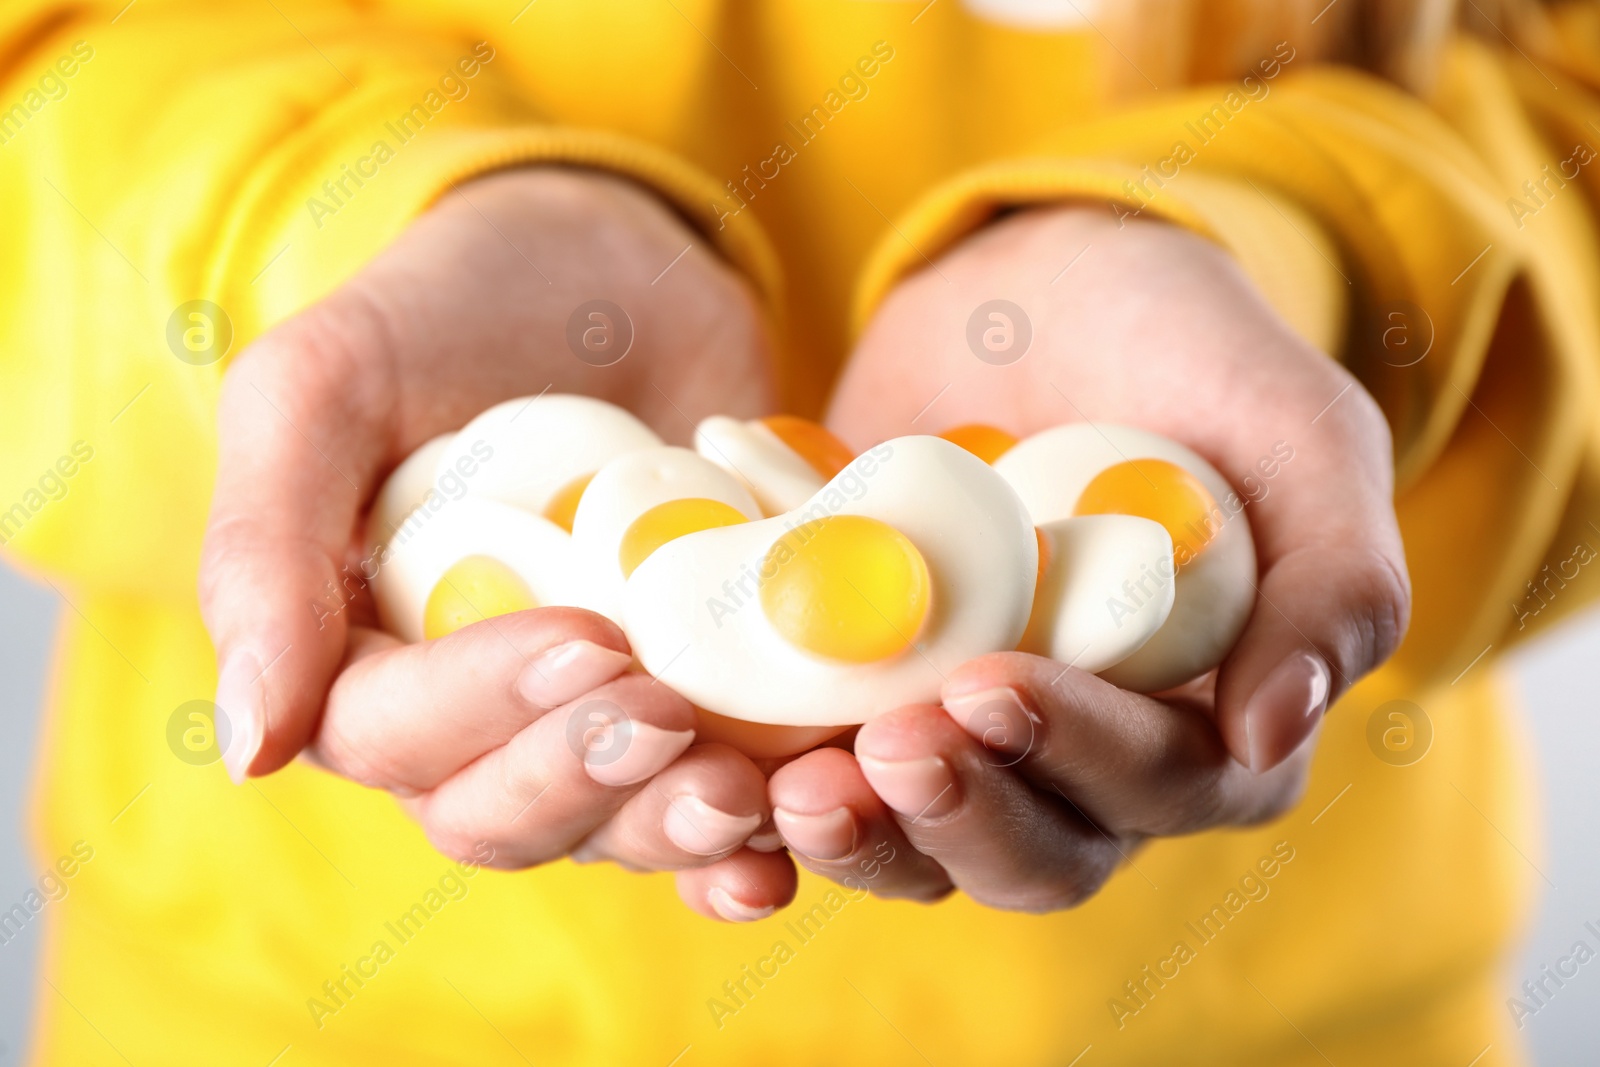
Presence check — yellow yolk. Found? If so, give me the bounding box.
[1073,458,1219,567]
[542,472,594,533]
[760,415,856,479]
[1033,526,1052,595]
[619,497,749,578]
[423,555,538,640]
[1020,526,1054,651]
[759,515,931,663]
[939,424,1019,465]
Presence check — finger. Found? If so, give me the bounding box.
[768,747,952,902]
[855,705,1121,913]
[581,743,770,867]
[410,673,696,867]
[1211,386,1410,774]
[676,849,799,923]
[314,608,633,793]
[199,294,395,782]
[942,653,1311,835]
[1216,543,1408,774]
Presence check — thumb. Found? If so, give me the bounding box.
[199,297,391,782]
[1212,381,1411,775]
[1213,540,1411,775]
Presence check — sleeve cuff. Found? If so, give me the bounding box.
[210,84,782,349]
[849,157,1349,358]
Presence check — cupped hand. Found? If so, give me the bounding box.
[199,167,794,915]
[771,205,1410,910]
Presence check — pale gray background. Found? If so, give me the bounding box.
[0,557,1594,1063]
[0,561,53,1066]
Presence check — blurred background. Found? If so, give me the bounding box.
[0,555,1596,1063]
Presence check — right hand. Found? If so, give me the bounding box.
[199,167,795,918]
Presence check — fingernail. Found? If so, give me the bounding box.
[773,806,857,861]
[747,822,784,853]
[943,687,1037,756]
[517,640,633,709]
[858,755,960,821]
[1245,651,1331,773]
[216,650,264,785]
[663,795,762,856]
[707,886,774,923]
[582,720,695,787]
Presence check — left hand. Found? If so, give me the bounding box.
[768,205,1410,910]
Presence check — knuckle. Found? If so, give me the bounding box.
[1286,539,1412,688]
[1342,545,1413,678]
[1368,549,1413,655]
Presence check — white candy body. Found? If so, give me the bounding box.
[372,496,576,643]
[694,415,826,516]
[996,423,1256,692]
[1023,514,1175,674]
[438,394,662,515]
[368,433,455,552]
[568,447,762,623]
[623,436,1038,726]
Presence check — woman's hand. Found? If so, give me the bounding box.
[199,167,795,915]
[769,205,1410,910]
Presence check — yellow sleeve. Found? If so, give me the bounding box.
[851,43,1600,687]
[0,2,779,597]
[1473,24,1600,647]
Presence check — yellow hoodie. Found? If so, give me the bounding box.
[3,1,1599,1064]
